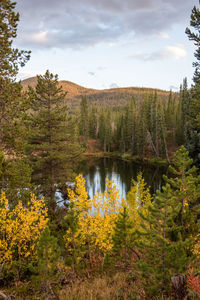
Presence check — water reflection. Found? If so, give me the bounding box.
[77,157,167,199]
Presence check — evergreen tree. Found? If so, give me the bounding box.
[0,0,30,151]
[79,96,89,144]
[176,78,190,147]
[163,146,200,240]
[137,146,200,296]
[176,84,185,145]
[0,0,33,202]
[136,109,146,156]
[118,114,126,153]
[123,98,137,154]
[185,2,200,167]
[186,3,200,85]
[32,227,60,290]
[63,204,84,270]
[98,110,112,152]
[181,78,190,131]
[28,70,82,214]
[145,92,159,157]
[130,100,137,155]
[123,106,130,151]
[157,104,169,160]
[151,92,158,153]
[165,90,175,130]
[112,206,134,265]
[137,184,189,297]
[0,0,30,79]
[1,157,33,205]
[98,111,106,151]
[88,107,97,139]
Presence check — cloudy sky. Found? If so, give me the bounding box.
[14,0,198,90]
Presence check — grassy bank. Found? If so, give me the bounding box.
[84,151,169,167]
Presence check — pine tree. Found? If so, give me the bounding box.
[0,0,30,79]
[125,97,137,154]
[137,184,189,297]
[118,114,126,153]
[136,109,146,156]
[185,2,200,167]
[2,157,33,205]
[64,202,85,270]
[98,111,106,151]
[79,96,89,144]
[88,107,97,138]
[98,110,112,152]
[175,78,190,147]
[0,0,30,151]
[165,90,174,130]
[186,3,200,85]
[181,78,190,131]
[176,84,185,145]
[112,206,134,265]
[145,92,159,157]
[137,146,200,296]
[163,146,200,241]
[151,92,158,153]
[32,227,60,290]
[28,70,82,214]
[105,111,112,152]
[157,104,169,160]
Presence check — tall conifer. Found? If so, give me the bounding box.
[28,70,82,214]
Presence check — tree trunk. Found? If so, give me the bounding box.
[171,274,187,300]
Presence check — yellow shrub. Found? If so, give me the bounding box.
[0,192,48,264]
[65,175,123,254]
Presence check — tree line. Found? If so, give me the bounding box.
[79,80,190,161]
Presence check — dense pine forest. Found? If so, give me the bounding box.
[78,87,185,158]
[0,0,200,299]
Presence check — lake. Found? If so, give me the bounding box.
[77,157,167,200]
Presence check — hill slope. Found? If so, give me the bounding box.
[21,77,172,108]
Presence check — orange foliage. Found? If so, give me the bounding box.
[187,268,200,298]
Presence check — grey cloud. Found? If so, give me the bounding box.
[15,0,196,50]
[110,83,119,88]
[88,72,95,76]
[131,50,167,61]
[97,66,107,71]
[169,85,178,91]
[131,45,186,61]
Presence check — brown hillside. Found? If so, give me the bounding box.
[21,77,173,108]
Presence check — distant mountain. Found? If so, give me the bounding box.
[21,77,173,108]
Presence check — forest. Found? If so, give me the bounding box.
[0,0,200,299]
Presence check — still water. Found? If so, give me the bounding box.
[77,157,167,200]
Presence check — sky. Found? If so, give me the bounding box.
[14,0,198,91]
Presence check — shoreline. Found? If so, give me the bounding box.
[83,151,169,167]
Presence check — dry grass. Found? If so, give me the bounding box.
[59,272,144,300]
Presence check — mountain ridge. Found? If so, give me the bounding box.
[21,77,172,108]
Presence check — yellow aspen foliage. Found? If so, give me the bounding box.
[67,174,91,214]
[89,179,122,252]
[193,234,200,258]
[65,175,90,262]
[0,192,48,264]
[126,172,152,228]
[65,175,123,255]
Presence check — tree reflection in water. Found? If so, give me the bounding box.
[77,157,167,200]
